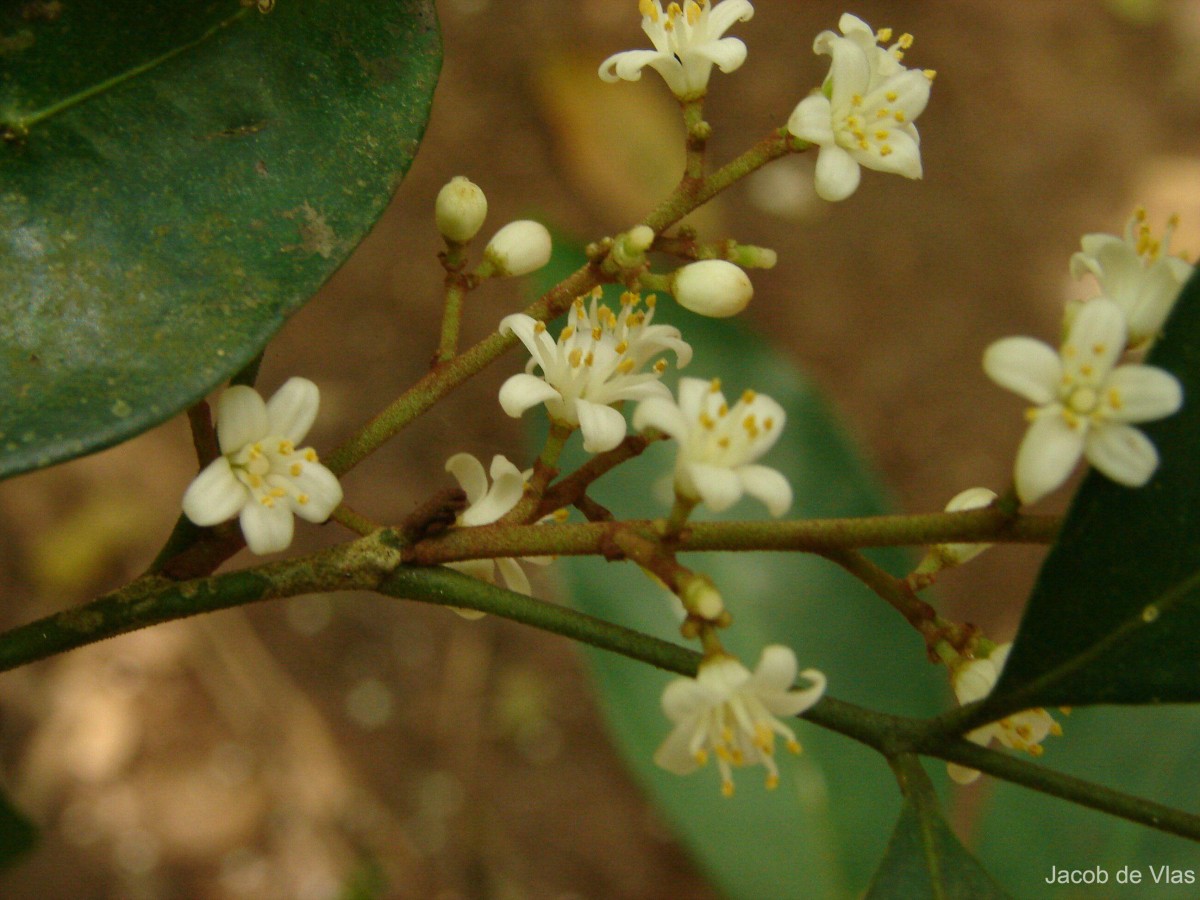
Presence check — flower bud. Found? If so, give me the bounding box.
[913,487,998,579]
[483,220,553,277]
[671,259,753,318]
[435,176,488,243]
[681,575,725,620]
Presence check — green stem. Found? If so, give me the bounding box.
[2,8,253,137]
[435,273,470,363]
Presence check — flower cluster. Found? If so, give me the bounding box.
[985,211,1190,505]
[499,290,693,453]
[948,643,1062,785]
[786,14,933,202]
[656,645,826,795]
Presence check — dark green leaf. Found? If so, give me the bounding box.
[0,0,440,478]
[0,789,36,870]
[867,795,1010,898]
[532,247,949,898]
[990,268,1200,707]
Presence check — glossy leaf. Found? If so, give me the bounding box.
[867,797,1010,899]
[531,250,948,898]
[974,704,1200,899]
[990,268,1200,707]
[0,0,440,479]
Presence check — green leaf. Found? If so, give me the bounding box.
[974,704,1200,899]
[0,790,36,870]
[0,0,440,479]
[531,249,949,898]
[867,790,1010,898]
[990,268,1200,707]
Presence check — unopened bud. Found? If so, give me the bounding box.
[435,176,488,243]
[915,487,998,577]
[483,220,553,277]
[671,259,753,318]
[681,576,724,620]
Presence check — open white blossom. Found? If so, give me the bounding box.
[633,377,791,516]
[948,643,1062,785]
[443,453,552,608]
[499,290,692,454]
[786,13,933,202]
[182,378,343,555]
[1070,208,1194,348]
[656,645,826,796]
[599,0,755,99]
[984,298,1183,505]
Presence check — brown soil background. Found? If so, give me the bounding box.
[2,1,1199,897]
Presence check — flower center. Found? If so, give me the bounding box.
[230,438,315,509]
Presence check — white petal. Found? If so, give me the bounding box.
[1063,298,1125,380]
[983,337,1061,405]
[765,668,827,718]
[460,456,525,526]
[598,48,668,83]
[684,462,744,512]
[1085,424,1160,487]
[576,400,628,454]
[654,721,703,775]
[947,761,983,785]
[496,557,532,596]
[953,658,999,705]
[446,452,488,505]
[632,396,689,442]
[859,127,922,180]
[825,34,871,109]
[750,645,797,692]
[786,94,834,145]
[265,377,320,444]
[677,377,716,420]
[687,35,747,76]
[498,373,561,419]
[182,458,247,526]
[288,462,343,522]
[1104,366,1183,422]
[1014,414,1085,505]
[239,499,294,555]
[661,675,714,721]
[813,144,862,202]
[215,386,268,454]
[706,0,755,36]
[738,465,793,517]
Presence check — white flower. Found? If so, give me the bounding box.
[1070,208,1194,348]
[633,377,791,516]
[483,220,552,277]
[182,378,343,555]
[937,487,998,567]
[598,0,755,100]
[786,13,933,202]
[443,453,551,610]
[671,259,753,318]
[499,290,693,454]
[948,643,1062,785]
[655,646,826,796]
[984,298,1183,504]
[435,176,488,243]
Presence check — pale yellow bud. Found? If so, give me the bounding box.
[435,176,488,243]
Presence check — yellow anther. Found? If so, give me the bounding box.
[616,358,635,374]
[620,291,636,307]
[1135,206,1147,223]
[1051,722,1064,736]
[741,389,756,404]
[693,748,708,765]
[886,90,898,102]
[645,294,657,308]
[270,487,286,498]
[304,449,317,462]
[686,1,702,26]
[721,780,734,797]
[653,359,667,374]
[699,412,716,430]
[717,436,730,448]
[297,493,309,505]
[894,110,907,123]
[1063,344,1077,358]
[248,473,263,488]
[584,351,595,367]
[666,2,682,20]
[560,326,574,340]
[260,496,275,508]
[880,144,893,157]
[875,129,889,140]
[569,348,583,367]
[716,745,734,763]
[615,340,628,354]
[924,69,937,80]
[1024,408,1039,422]
[1092,343,1107,355]
[876,26,893,42]
[1080,364,1093,377]
[743,416,759,437]
[898,33,913,49]
[765,773,780,790]
[1029,744,1045,757]
[639,0,656,20]
[851,93,863,106]
[763,416,775,431]
[718,402,728,417]
[290,463,303,477]
[786,738,801,754]
[709,378,721,393]
[591,326,603,341]
[858,139,870,151]
[534,321,547,334]
[1107,388,1122,409]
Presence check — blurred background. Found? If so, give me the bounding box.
[1,0,1198,896]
